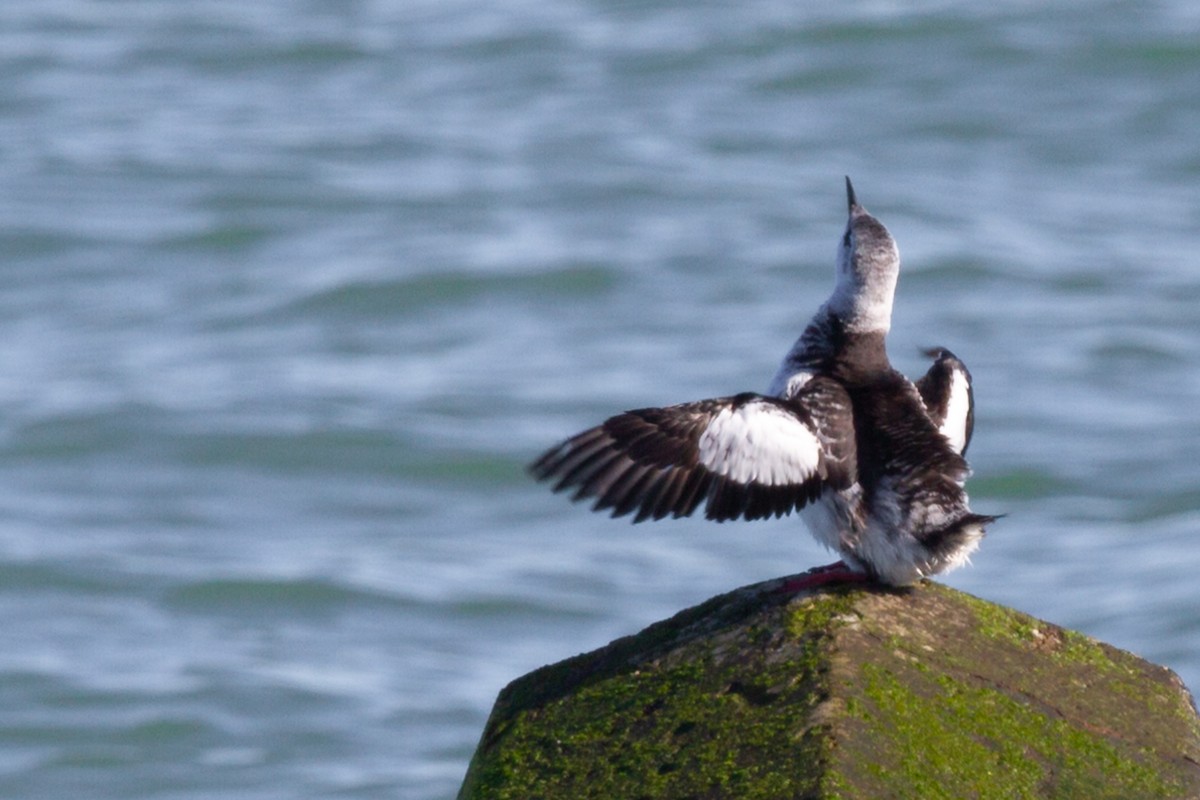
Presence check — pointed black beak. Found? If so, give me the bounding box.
[845,176,858,212]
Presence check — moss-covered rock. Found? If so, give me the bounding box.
[458,576,1200,799]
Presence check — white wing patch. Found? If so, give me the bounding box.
[940,369,971,455]
[768,368,814,400]
[696,400,822,486]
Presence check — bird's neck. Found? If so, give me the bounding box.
[825,274,896,335]
[796,306,891,379]
[832,330,891,384]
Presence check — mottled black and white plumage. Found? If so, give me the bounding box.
[530,178,994,586]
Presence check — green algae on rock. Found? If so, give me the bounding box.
[458,577,1200,800]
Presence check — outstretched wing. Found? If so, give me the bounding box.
[529,377,856,523]
[915,347,974,456]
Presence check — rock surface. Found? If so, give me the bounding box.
[458,575,1200,799]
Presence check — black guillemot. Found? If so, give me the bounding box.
[530,177,995,587]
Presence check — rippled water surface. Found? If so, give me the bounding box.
[3,1,1200,797]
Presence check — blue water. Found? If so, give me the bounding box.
[3,1,1200,797]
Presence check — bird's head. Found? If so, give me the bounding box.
[829,177,900,333]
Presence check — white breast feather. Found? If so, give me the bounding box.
[696,402,821,486]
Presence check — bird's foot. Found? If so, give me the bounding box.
[775,561,870,593]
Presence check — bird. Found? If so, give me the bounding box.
[529,177,995,587]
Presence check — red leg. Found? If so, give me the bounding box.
[775,561,870,592]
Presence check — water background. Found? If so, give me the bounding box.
[3,2,1200,798]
